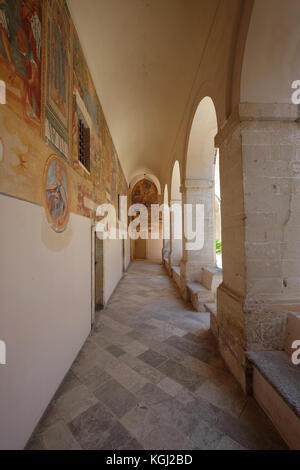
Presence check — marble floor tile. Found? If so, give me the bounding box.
[54,384,98,423]
[108,363,148,393]
[142,424,195,450]
[123,340,149,357]
[94,378,138,418]
[78,366,111,392]
[29,261,286,451]
[121,403,162,441]
[158,359,206,391]
[106,344,125,358]
[41,421,81,450]
[69,402,116,450]
[137,349,168,368]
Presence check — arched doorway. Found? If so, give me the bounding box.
[130,178,162,261]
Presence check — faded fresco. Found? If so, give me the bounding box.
[0,0,42,127]
[0,0,128,227]
[131,179,158,208]
[43,154,70,232]
[45,0,71,160]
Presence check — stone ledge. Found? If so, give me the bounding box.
[187,282,214,312]
[204,302,217,317]
[247,350,300,418]
[171,265,180,277]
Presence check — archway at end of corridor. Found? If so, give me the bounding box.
[130,178,163,262]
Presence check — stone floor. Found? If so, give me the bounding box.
[27,261,287,450]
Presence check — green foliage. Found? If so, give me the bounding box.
[216,238,222,255]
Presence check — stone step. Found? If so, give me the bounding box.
[187,282,214,312]
[204,302,217,317]
[247,350,300,449]
[205,302,218,337]
[171,265,181,290]
[201,266,223,293]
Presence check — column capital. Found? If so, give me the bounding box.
[215,102,299,147]
[170,197,182,204]
[181,178,213,191]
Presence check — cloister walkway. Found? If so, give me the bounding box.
[28,262,286,450]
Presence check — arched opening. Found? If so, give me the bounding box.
[181,96,221,306]
[162,184,170,263]
[130,178,162,261]
[168,161,183,271]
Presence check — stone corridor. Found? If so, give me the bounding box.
[27,262,286,450]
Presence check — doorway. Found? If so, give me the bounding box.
[135,238,146,259]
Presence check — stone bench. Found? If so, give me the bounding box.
[186,266,222,312]
[247,350,300,449]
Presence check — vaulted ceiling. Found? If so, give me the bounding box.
[67,0,251,186]
[67,0,223,183]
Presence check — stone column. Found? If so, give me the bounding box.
[168,197,183,267]
[180,178,216,291]
[162,209,170,263]
[215,103,300,390]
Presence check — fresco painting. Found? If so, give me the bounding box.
[45,0,71,160]
[0,0,128,228]
[44,154,70,232]
[0,0,42,126]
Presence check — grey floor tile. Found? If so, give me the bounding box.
[78,366,111,392]
[106,344,126,358]
[94,378,138,418]
[158,359,206,391]
[138,349,168,368]
[142,424,195,450]
[54,384,98,423]
[121,403,163,441]
[189,419,225,450]
[99,422,135,450]
[165,336,211,363]
[69,402,115,450]
[42,421,81,450]
[137,382,171,406]
[29,261,285,451]
[55,371,81,399]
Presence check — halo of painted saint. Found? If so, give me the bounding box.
[43,155,70,232]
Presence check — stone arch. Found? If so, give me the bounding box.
[181,97,221,299]
[168,161,183,269]
[241,0,300,103]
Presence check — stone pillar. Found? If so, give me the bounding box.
[168,197,183,267]
[215,103,300,390]
[162,211,170,263]
[180,178,216,289]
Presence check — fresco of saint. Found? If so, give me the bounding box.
[44,156,70,231]
[0,0,42,121]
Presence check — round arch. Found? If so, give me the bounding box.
[171,161,181,201]
[186,96,218,181]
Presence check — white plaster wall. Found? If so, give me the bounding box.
[0,194,91,450]
[103,237,123,303]
[125,237,131,270]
